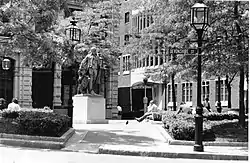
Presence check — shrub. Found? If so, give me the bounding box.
[162,112,215,141]
[18,111,70,137]
[1,109,19,119]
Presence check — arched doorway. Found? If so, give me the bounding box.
[0,57,15,104]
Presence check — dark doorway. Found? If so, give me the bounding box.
[118,87,131,113]
[0,57,15,104]
[32,66,54,108]
[132,88,152,116]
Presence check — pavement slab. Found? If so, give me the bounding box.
[61,120,248,160]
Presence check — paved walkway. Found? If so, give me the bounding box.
[63,120,165,152]
[62,120,248,160]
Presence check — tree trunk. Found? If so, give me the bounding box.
[234,1,245,128]
[239,66,245,128]
[217,76,222,113]
[226,75,232,108]
[246,74,248,114]
[172,73,176,111]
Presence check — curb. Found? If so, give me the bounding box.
[154,124,249,147]
[0,128,75,149]
[98,146,248,160]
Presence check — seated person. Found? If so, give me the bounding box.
[135,100,159,122]
[7,98,21,111]
[176,102,193,115]
[203,97,212,112]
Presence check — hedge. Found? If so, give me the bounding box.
[0,108,70,137]
[203,112,239,121]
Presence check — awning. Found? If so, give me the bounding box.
[132,81,158,89]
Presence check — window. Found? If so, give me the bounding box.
[146,56,149,67]
[151,15,154,24]
[125,12,130,23]
[159,41,164,54]
[133,56,137,69]
[202,81,209,101]
[182,83,193,102]
[137,16,140,32]
[155,42,158,54]
[143,16,146,29]
[147,16,150,27]
[159,56,163,65]
[168,48,172,62]
[142,58,145,67]
[155,56,158,66]
[140,16,143,30]
[150,56,153,66]
[168,84,177,102]
[124,34,129,45]
[215,79,228,102]
[122,55,130,72]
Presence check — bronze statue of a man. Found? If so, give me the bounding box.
[78,47,101,95]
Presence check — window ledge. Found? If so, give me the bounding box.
[185,102,193,107]
[123,71,130,75]
[167,102,177,107]
[215,101,228,107]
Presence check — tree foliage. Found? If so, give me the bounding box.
[0,0,121,68]
[122,0,249,82]
[59,0,122,67]
[0,0,68,67]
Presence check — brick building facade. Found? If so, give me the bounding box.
[117,0,246,117]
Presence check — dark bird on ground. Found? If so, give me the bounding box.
[126,121,129,125]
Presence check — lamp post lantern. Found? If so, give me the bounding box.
[190,0,209,152]
[65,17,81,127]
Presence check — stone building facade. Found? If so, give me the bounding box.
[0,0,119,119]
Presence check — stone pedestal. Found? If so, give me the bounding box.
[72,94,107,125]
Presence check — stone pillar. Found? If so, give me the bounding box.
[19,66,32,108]
[106,64,119,119]
[53,63,62,110]
[13,53,21,101]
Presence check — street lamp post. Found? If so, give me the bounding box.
[164,77,167,111]
[143,77,148,113]
[216,36,223,113]
[2,58,11,102]
[65,17,81,127]
[190,0,209,152]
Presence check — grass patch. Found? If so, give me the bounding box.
[208,119,248,142]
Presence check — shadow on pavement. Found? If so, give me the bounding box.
[81,129,157,147]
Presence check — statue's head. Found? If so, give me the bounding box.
[90,47,97,55]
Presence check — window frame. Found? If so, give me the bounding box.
[125,12,130,23]
[202,81,209,101]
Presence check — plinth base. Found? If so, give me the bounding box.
[193,144,204,152]
[72,94,107,126]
